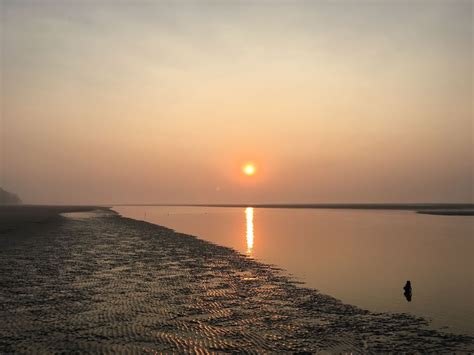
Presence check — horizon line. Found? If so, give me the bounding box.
[111,202,474,209]
[10,202,472,211]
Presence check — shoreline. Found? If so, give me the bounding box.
[2,203,472,229]
[0,208,472,352]
[114,203,474,216]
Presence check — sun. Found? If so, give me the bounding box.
[243,163,256,176]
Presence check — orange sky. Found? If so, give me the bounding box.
[1,1,472,204]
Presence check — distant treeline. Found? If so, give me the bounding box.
[0,188,22,204]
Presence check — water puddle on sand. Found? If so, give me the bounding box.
[61,210,109,220]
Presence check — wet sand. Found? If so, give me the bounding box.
[0,209,472,353]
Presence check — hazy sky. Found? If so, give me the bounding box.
[1,0,472,204]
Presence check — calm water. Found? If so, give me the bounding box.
[114,206,474,335]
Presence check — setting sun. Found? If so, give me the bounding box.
[0,1,471,352]
[243,164,256,176]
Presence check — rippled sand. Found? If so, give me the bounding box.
[0,209,472,353]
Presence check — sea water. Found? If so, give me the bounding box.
[114,206,474,335]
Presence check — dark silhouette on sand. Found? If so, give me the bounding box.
[404,281,412,302]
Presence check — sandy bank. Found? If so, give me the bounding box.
[0,205,108,233]
[0,209,472,353]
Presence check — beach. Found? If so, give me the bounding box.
[0,207,472,353]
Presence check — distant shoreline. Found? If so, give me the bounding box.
[417,210,474,216]
[113,203,474,215]
[2,204,472,231]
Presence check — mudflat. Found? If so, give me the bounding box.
[0,209,472,353]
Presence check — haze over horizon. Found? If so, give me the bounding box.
[1,0,472,205]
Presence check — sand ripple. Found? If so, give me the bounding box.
[0,210,472,353]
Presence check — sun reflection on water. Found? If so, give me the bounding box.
[245,207,254,255]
